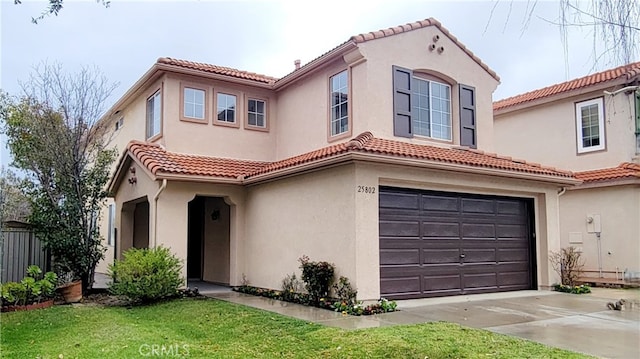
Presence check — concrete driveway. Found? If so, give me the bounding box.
[387,289,640,359]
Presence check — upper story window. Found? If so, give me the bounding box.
[183,87,205,120]
[575,98,605,153]
[393,66,477,148]
[330,70,348,136]
[247,98,266,128]
[217,93,237,123]
[146,90,161,139]
[411,77,451,140]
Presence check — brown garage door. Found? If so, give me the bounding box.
[379,187,535,299]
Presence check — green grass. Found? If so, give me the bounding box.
[1,297,590,358]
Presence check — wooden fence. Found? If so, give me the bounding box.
[1,224,50,283]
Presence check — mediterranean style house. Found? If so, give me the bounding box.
[494,62,640,283]
[98,18,579,300]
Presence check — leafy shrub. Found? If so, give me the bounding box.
[108,246,184,303]
[1,265,57,307]
[554,284,591,294]
[549,247,585,286]
[298,255,334,304]
[332,276,357,305]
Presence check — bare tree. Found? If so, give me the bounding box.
[13,0,110,24]
[0,63,119,291]
[489,0,639,68]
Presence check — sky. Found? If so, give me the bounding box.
[0,0,631,168]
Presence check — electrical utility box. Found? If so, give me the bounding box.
[586,214,602,233]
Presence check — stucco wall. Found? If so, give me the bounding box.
[355,26,499,152]
[494,90,637,172]
[243,165,358,294]
[559,185,640,278]
[161,73,277,161]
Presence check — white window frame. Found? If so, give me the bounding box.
[330,70,349,136]
[575,98,605,153]
[146,90,162,139]
[247,98,266,128]
[216,93,237,123]
[183,87,206,120]
[411,77,452,141]
[107,203,116,247]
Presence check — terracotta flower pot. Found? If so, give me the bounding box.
[58,280,83,303]
[1,299,54,312]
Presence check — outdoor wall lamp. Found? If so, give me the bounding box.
[211,209,220,221]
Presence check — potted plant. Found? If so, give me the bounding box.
[1,265,58,312]
[56,270,83,303]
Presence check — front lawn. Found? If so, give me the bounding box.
[1,297,590,358]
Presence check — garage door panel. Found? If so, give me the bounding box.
[497,200,525,215]
[423,248,460,264]
[380,188,534,299]
[462,248,496,263]
[462,198,496,214]
[423,275,461,291]
[497,248,529,262]
[380,249,420,265]
[423,222,460,237]
[422,195,460,212]
[380,220,420,237]
[462,272,497,289]
[380,192,419,209]
[462,223,496,238]
[379,276,421,295]
[497,224,527,238]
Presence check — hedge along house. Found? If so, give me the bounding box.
[105,18,579,300]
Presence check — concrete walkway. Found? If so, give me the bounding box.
[207,288,640,359]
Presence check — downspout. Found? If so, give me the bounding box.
[153,179,167,248]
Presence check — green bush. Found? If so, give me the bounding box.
[108,246,184,303]
[298,255,334,304]
[1,265,57,307]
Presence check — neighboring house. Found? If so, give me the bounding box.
[494,63,640,282]
[100,18,578,300]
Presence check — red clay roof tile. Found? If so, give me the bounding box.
[125,133,574,183]
[494,62,640,111]
[127,141,268,179]
[574,162,640,183]
[157,57,277,84]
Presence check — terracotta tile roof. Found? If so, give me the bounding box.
[246,132,573,178]
[494,62,640,111]
[349,18,499,82]
[575,162,640,183]
[157,57,277,84]
[127,141,268,179]
[124,133,574,184]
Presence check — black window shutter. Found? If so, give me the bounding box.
[459,84,477,148]
[393,66,413,138]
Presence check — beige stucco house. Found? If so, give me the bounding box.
[99,18,579,300]
[494,63,640,282]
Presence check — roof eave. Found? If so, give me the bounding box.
[243,151,579,186]
[274,41,358,91]
[156,172,243,184]
[569,177,640,190]
[494,77,632,115]
[156,63,274,89]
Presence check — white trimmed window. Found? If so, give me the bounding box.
[411,77,451,140]
[108,204,116,247]
[217,93,237,123]
[184,87,205,120]
[576,98,605,153]
[146,90,161,138]
[330,70,348,136]
[247,99,266,127]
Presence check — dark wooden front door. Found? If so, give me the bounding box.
[379,187,535,299]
